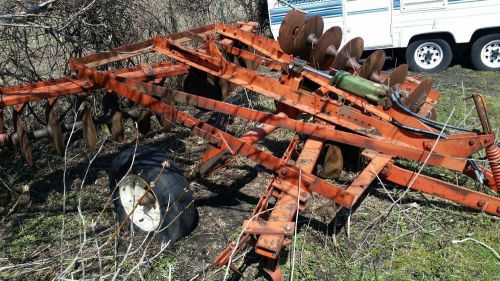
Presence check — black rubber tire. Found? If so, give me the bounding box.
[109,145,198,242]
[471,33,500,71]
[406,39,453,73]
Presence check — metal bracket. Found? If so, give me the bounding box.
[289,58,308,74]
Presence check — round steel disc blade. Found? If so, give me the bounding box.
[311,15,324,36]
[331,37,364,70]
[320,144,343,179]
[387,64,408,86]
[358,50,385,79]
[82,106,97,150]
[293,15,324,58]
[16,116,32,166]
[372,50,386,72]
[405,78,433,112]
[311,26,342,69]
[278,10,307,54]
[111,110,124,142]
[47,108,64,156]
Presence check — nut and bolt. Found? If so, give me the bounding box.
[280,168,288,176]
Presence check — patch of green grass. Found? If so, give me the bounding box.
[150,255,177,279]
[282,210,499,281]
[435,67,500,131]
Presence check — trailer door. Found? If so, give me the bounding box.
[344,0,392,49]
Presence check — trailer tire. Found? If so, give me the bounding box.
[109,145,198,242]
[406,39,452,73]
[471,34,500,71]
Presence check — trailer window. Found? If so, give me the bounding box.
[401,0,447,12]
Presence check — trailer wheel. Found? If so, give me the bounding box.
[471,34,500,71]
[406,39,452,73]
[109,145,198,242]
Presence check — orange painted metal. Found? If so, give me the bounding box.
[346,151,391,205]
[243,220,295,235]
[256,137,323,259]
[75,64,355,207]
[213,136,300,268]
[79,72,476,171]
[1,20,499,281]
[198,121,280,176]
[381,162,500,216]
[255,195,297,259]
[152,32,495,161]
[0,63,188,107]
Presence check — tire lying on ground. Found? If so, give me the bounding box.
[406,38,453,73]
[471,33,500,71]
[109,145,198,242]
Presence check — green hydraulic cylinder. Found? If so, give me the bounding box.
[331,71,389,105]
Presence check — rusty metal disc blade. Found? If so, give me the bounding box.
[47,108,65,156]
[319,144,343,179]
[218,78,236,100]
[386,64,408,87]
[16,116,32,166]
[293,15,324,58]
[331,37,364,70]
[358,50,385,79]
[311,26,342,69]
[278,10,307,54]
[309,15,324,36]
[111,110,125,142]
[82,106,97,150]
[405,78,433,112]
[156,114,173,130]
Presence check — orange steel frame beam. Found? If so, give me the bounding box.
[1,21,499,279]
[70,62,499,215]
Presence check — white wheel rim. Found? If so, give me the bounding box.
[414,42,444,70]
[118,174,162,232]
[480,39,500,68]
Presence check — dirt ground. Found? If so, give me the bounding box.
[0,65,499,281]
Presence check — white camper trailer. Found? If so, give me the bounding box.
[267,0,500,72]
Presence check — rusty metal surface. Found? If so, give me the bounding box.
[405,78,433,112]
[381,162,500,216]
[311,26,342,69]
[331,37,364,70]
[347,150,391,204]
[278,10,306,55]
[0,12,499,279]
[319,144,344,179]
[358,50,385,81]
